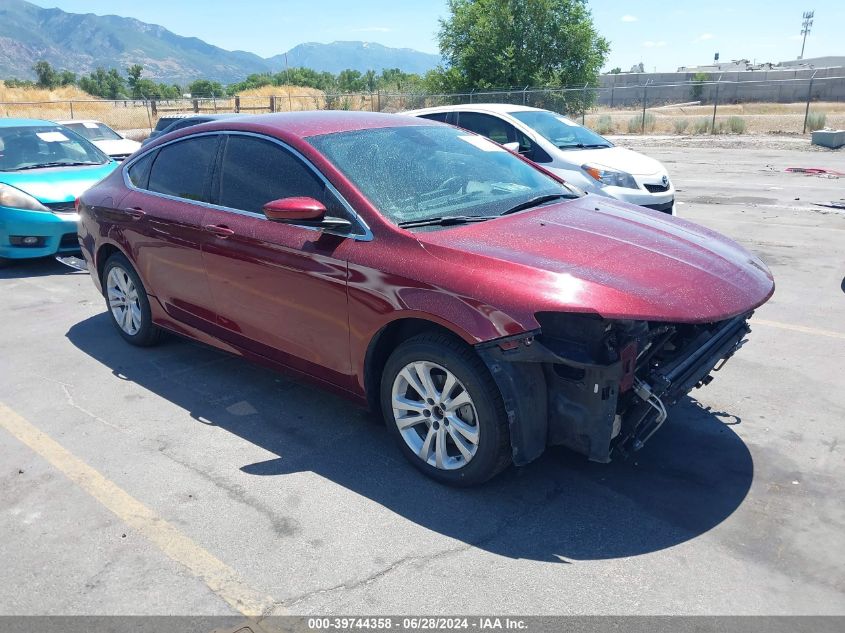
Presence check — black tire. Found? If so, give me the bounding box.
[102,252,161,347]
[380,332,511,486]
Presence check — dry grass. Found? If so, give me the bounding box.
[585,101,845,135]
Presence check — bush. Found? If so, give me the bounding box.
[627,111,655,134]
[673,118,690,134]
[727,116,746,134]
[594,114,614,134]
[692,118,712,134]
[807,111,826,132]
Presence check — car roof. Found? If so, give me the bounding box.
[0,118,59,128]
[187,111,441,138]
[405,103,547,116]
[56,119,106,125]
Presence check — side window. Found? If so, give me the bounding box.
[419,112,449,123]
[126,150,156,189]
[217,135,325,214]
[148,135,217,202]
[456,112,512,145]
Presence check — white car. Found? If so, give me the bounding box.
[405,104,675,215]
[57,120,141,162]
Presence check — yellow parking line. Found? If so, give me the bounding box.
[753,319,845,341]
[0,401,281,617]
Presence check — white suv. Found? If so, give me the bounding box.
[405,104,675,215]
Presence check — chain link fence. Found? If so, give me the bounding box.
[1,75,842,140]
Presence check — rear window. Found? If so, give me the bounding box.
[147,136,217,201]
[63,122,122,142]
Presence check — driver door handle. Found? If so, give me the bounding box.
[122,207,146,220]
[205,224,235,238]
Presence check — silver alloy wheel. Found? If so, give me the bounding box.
[106,266,142,336]
[391,361,480,470]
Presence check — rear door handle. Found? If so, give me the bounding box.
[122,207,146,220]
[205,224,235,238]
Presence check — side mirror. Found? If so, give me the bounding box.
[262,196,354,233]
[263,197,326,222]
[502,141,520,153]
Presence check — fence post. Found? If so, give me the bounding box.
[234,96,240,113]
[150,99,157,117]
[523,85,529,105]
[145,100,153,133]
[69,101,74,119]
[582,83,588,125]
[641,81,649,135]
[469,89,475,104]
[270,96,276,113]
[711,75,722,134]
[192,99,199,113]
[803,70,818,134]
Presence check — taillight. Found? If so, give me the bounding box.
[74,197,81,212]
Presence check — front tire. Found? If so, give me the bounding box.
[381,333,511,486]
[102,253,161,347]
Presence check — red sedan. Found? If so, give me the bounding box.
[78,112,774,485]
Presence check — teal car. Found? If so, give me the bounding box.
[0,118,117,265]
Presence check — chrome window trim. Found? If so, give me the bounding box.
[122,130,373,242]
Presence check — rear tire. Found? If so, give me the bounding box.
[102,252,161,347]
[380,333,511,486]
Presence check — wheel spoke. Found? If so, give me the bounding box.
[392,394,427,413]
[419,425,435,461]
[434,425,447,469]
[413,362,438,399]
[399,366,427,399]
[447,424,474,461]
[396,412,424,430]
[130,304,142,332]
[440,371,457,402]
[447,413,479,444]
[121,305,132,331]
[443,389,471,412]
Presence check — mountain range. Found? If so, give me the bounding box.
[0,0,442,85]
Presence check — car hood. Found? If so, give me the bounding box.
[563,145,666,176]
[0,162,117,204]
[415,196,774,324]
[93,138,141,156]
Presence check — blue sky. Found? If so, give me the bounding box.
[33,0,845,71]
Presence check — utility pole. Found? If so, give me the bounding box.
[799,10,814,60]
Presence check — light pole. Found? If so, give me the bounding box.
[799,10,814,60]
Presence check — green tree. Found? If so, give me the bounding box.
[127,64,144,97]
[609,67,622,74]
[337,69,365,92]
[33,60,59,89]
[78,67,127,99]
[187,79,223,97]
[435,0,609,90]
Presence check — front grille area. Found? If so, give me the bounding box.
[644,182,670,193]
[45,201,76,213]
[59,233,80,249]
[642,200,674,214]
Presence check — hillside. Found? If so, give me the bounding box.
[269,42,441,76]
[0,0,442,85]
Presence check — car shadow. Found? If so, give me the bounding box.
[67,313,754,562]
[0,257,84,279]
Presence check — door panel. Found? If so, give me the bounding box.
[199,133,355,387]
[201,209,354,386]
[121,189,216,326]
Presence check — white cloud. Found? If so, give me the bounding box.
[621,15,638,22]
[696,33,715,41]
[643,40,667,48]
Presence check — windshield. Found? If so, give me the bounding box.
[510,110,612,149]
[0,125,110,172]
[63,122,123,142]
[307,125,576,227]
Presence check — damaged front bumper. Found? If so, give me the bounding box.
[477,313,752,466]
